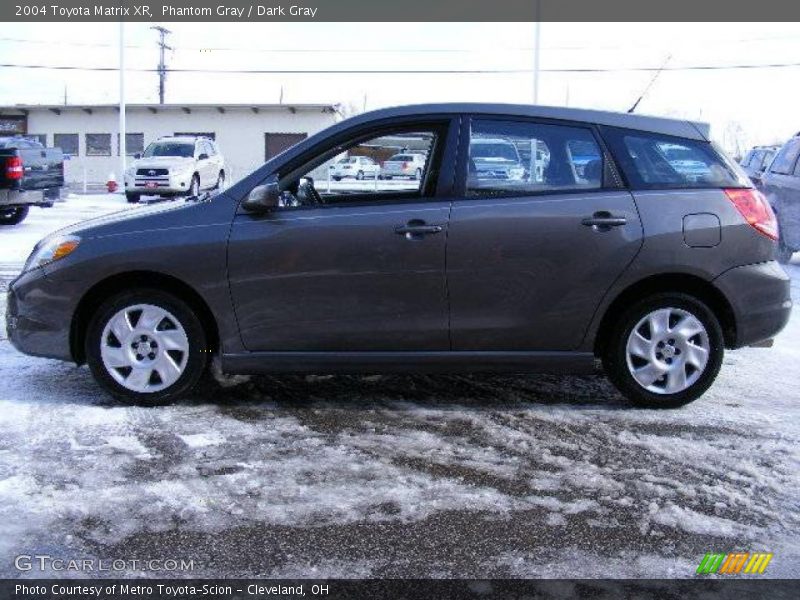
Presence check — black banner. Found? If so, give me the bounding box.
[3,0,800,22]
[2,579,799,600]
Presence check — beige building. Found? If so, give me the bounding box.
[0,103,339,184]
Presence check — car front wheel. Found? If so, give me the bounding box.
[603,293,724,408]
[85,289,209,405]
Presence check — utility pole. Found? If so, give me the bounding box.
[150,26,172,104]
[532,0,541,105]
[119,21,127,186]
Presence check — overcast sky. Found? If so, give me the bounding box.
[1,22,799,152]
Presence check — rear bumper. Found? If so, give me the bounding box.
[6,268,75,362]
[713,260,792,348]
[0,188,52,207]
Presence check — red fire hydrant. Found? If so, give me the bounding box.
[107,179,118,193]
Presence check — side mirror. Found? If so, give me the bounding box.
[198,153,209,161]
[133,152,142,159]
[242,182,280,212]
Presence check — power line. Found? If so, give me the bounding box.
[1,33,799,53]
[2,61,800,74]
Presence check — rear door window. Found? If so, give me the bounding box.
[770,139,800,175]
[602,127,749,189]
[466,118,605,197]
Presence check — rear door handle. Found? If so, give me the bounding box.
[582,211,627,230]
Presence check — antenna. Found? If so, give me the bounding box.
[150,26,173,104]
[628,54,671,114]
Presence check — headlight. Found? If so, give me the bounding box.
[24,235,81,272]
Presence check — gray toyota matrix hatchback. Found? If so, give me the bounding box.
[6,104,792,407]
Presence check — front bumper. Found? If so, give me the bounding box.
[713,260,792,348]
[124,173,192,195]
[6,268,76,362]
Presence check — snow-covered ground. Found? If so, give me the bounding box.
[0,195,798,578]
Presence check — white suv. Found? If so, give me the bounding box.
[124,137,226,203]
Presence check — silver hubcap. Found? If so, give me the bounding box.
[100,304,189,393]
[625,307,710,395]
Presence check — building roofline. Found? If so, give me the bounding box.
[0,102,338,113]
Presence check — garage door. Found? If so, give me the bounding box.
[264,133,307,161]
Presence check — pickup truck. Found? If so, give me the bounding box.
[0,136,64,225]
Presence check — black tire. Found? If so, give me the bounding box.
[385,176,393,180]
[332,176,342,182]
[0,206,29,225]
[602,293,724,408]
[187,174,200,197]
[125,193,140,204]
[85,289,210,405]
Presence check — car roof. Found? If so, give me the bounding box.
[153,137,201,143]
[346,103,711,141]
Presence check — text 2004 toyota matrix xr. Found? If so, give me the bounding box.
[6,104,792,407]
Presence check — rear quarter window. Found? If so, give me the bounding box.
[602,126,749,189]
[770,138,800,175]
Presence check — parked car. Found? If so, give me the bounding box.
[740,145,780,188]
[0,136,63,225]
[7,104,790,408]
[381,153,427,179]
[123,136,225,203]
[760,134,800,264]
[469,137,526,180]
[329,156,380,181]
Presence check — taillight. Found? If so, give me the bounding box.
[724,188,778,241]
[5,156,23,180]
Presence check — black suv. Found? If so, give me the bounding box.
[7,104,792,408]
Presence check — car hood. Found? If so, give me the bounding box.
[132,156,194,169]
[48,200,206,241]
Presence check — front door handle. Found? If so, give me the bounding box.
[395,219,444,239]
[582,211,627,230]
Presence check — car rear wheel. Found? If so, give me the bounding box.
[85,289,209,405]
[125,193,140,204]
[0,206,29,225]
[603,293,724,408]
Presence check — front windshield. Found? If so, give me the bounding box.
[472,142,518,161]
[143,142,194,158]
